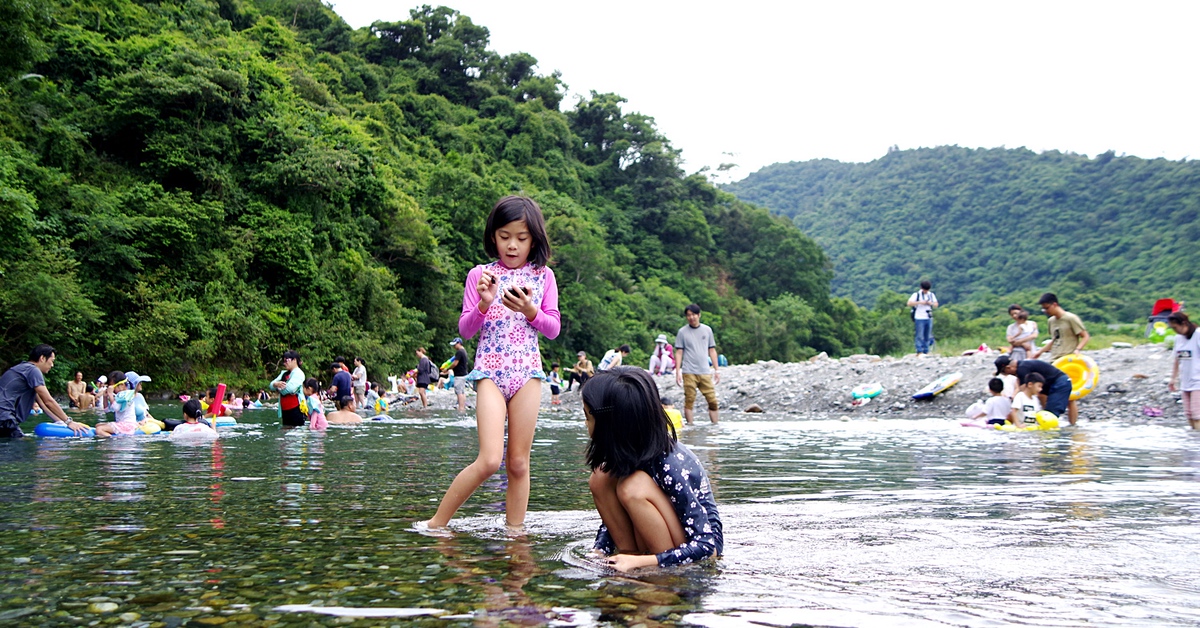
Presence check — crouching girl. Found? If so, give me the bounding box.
[582,367,723,571]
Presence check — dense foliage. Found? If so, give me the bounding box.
[726,146,1200,313]
[0,0,854,390]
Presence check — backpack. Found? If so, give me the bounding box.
[424,359,440,382]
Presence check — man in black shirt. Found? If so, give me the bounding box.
[995,354,1075,424]
[446,338,471,412]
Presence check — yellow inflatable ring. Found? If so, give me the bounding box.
[1052,353,1100,401]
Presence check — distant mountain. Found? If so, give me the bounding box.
[726,146,1200,307]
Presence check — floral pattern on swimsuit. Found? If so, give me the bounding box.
[460,262,560,401]
[594,442,724,567]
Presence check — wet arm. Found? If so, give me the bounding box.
[35,386,72,424]
[527,269,561,339]
[459,266,486,339]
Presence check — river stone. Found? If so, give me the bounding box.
[118,612,140,622]
[87,602,119,613]
[743,404,764,413]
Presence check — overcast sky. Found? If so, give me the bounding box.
[329,0,1199,182]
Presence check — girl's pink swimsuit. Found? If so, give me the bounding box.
[459,262,560,400]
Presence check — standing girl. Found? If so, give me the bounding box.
[426,196,560,529]
[303,378,328,430]
[583,367,723,571]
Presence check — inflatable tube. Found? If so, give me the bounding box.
[851,382,884,400]
[138,420,162,435]
[996,411,1060,432]
[35,422,95,438]
[214,416,237,428]
[912,372,962,400]
[170,423,218,439]
[1052,353,1100,401]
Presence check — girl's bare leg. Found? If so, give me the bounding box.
[503,379,542,527]
[616,471,687,554]
[590,469,640,553]
[94,423,113,439]
[427,380,507,527]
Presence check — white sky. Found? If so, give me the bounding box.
[329,0,1200,182]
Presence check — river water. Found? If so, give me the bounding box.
[1,405,1198,627]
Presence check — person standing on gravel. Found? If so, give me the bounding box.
[906,280,938,355]
[675,303,720,425]
[995,354,1077,425]
[1033,293,1089,361]
[1168,312,1199,430]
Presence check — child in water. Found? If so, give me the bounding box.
[170,399,218,438]
[1009,372,1045,426]
[426,196,561,530]
[95,371,142,438]
[966,378,1012,425]
[303,378,328,430]
[584,367,722,571]
[549,363,562,405]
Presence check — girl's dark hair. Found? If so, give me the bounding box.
[582,367,676,478]
[107,371,124,387]
[282,350,300,364]
[1168,311,1191,325]
[303,377,320,392]
[483,196,551,268]
[182,399,203,419]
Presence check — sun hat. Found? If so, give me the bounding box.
[124,371,152,389]
[97,375,108,384]
[655,334,668,344]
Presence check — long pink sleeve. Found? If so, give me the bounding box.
[459,266,487,339]
[530,268,561,339]
[458,265,561,340]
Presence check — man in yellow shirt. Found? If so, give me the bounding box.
[1033,293,1090,425]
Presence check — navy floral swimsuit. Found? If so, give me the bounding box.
[594,442,723,566]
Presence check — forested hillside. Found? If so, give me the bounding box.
[0,0,855,388]
[726,147,1200,310]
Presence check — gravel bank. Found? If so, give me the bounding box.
[534,343,1185,425]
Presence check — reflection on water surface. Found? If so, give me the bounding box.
[0,407,1198,626]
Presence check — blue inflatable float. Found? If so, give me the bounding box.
[35,422,95,438]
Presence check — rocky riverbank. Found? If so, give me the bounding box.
[532,343,1184,425]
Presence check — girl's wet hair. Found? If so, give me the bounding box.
[303,377,320,392]
[582,366,676,478]
[182,399,203,419]
[107,371,124,387]
[483,196,551,268]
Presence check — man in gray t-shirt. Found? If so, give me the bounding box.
[0,344,84,437]
[674,303,720,424]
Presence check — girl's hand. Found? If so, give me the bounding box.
[477,269,499,311]
[1169,381,1177,392]
[606,554,657,572]
[501,285,536,320]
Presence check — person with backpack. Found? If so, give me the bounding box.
[906,280,939,355]
[415,347,437,408]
